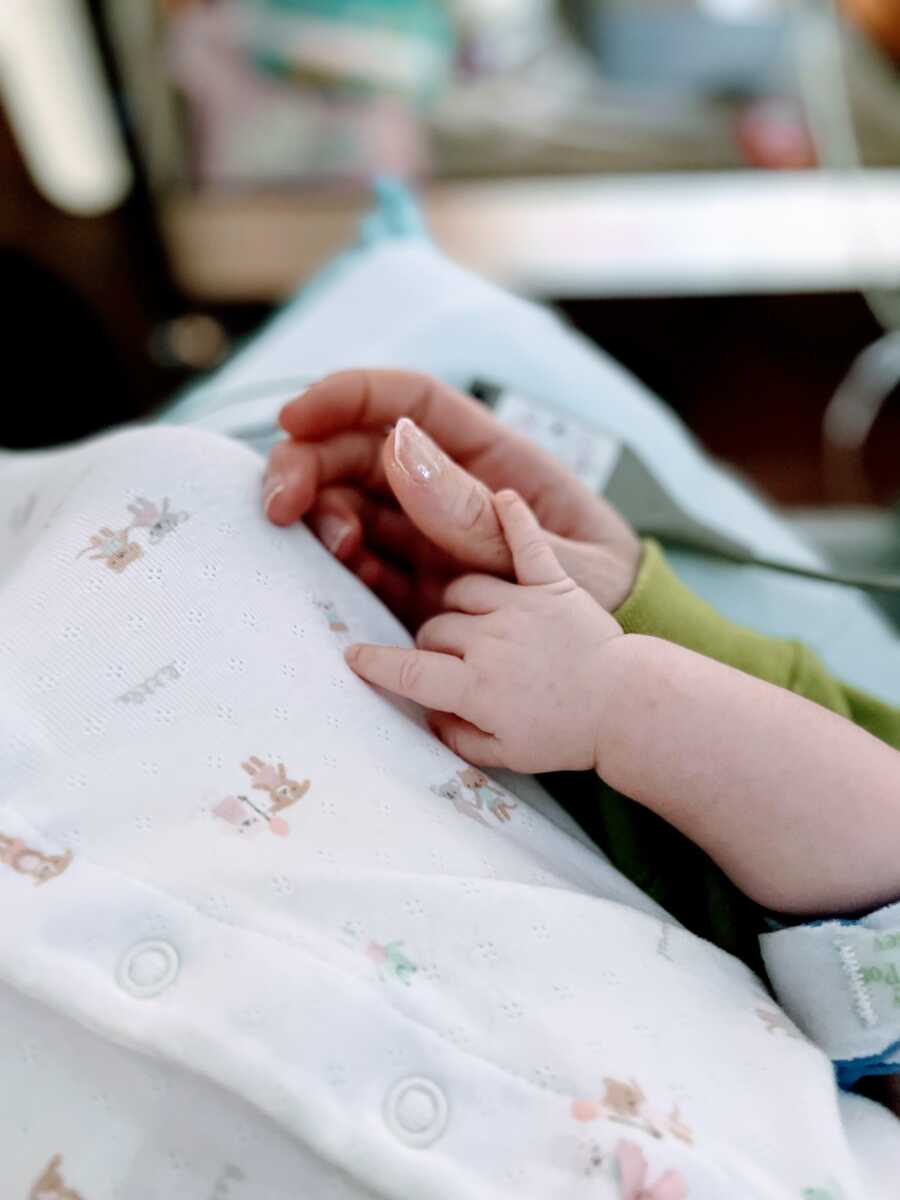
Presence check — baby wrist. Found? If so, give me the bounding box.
[589,634,650,778]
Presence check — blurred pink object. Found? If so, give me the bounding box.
[571,1098,601,1122]
[736,98,817,170]
[616,1140,687,1200]
[213,794,247,824]
[366,941,389,964]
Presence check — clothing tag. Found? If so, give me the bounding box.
[760,908,900,1066]
[486,384,752,558]
[491,389,622,494]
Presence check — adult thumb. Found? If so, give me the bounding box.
[384,418,514,573]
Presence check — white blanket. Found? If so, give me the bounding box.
[0,424,896,1198]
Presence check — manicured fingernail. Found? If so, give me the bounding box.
[314,513,352,556]
[263,474,285,515]
[393,417,446,483]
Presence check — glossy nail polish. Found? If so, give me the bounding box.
[393,417,446,483]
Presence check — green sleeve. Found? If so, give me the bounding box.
[613,540,900,749]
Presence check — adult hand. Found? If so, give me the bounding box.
[265,369,641,627]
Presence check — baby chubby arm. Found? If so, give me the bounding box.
[346,491,900,918]
[593,633,900,915]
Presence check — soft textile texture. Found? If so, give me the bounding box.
[761,903,900,1087]
[1,426,897,1197]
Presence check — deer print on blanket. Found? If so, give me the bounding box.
[212,757,310,838]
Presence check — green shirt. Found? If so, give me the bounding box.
[543,540,900,977]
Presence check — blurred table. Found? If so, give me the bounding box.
[163,170,900,303]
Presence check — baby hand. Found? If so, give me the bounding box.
[345,490,623,773]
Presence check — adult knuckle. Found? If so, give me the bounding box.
[456,482,491,534]
[268,438,296,472]
[398,656,424,694]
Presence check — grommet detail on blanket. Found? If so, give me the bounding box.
[117,940,180,999]
[384,1076,448,1147]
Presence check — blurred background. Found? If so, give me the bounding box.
[2,0,898,557]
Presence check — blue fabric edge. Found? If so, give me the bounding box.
[836,1037,900,1088]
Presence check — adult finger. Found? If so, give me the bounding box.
[442,573,519,615]
[383,419,514,576]
[427,713,505,767]
[299,485,420,615]
[306,486,444,574]
[348,548,416,620]
[343,552,446,632]
[345,644,470,713]
[494,490,568,586]
[263,432,389,525]
[415,613,478,657]
[279,369,498,462]
[278,370,642,568]
[307,488,367,561]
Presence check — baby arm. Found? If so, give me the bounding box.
[346,491,900,917]
[593,633,900,915]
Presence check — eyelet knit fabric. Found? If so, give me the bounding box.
[1,426,897,1199]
